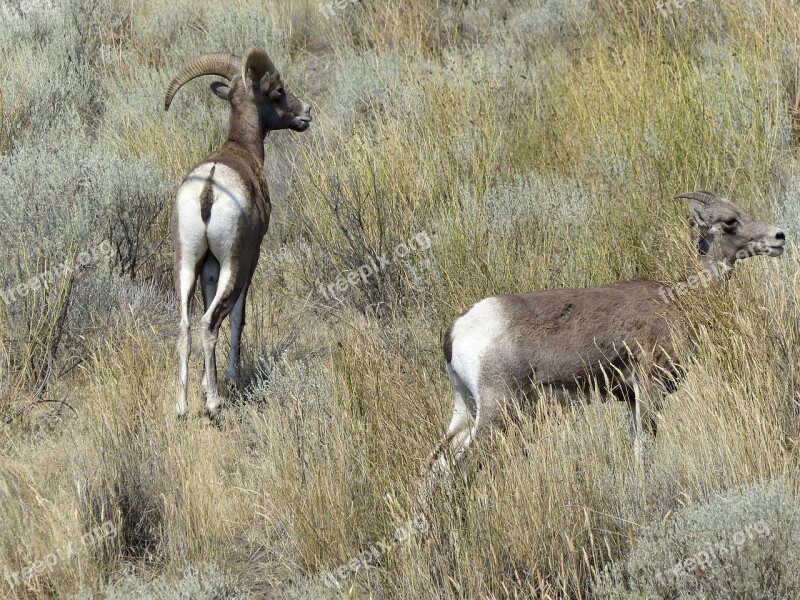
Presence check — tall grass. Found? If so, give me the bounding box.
[1,0,799,598]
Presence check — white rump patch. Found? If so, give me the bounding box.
[175,162,251,266]
[448,297,509,399]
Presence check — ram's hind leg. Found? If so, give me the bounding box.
[199,253,220,393]
[176,267,198,417]
[225,251,259,383]
[199,265,248,417]
[175,248,206,418]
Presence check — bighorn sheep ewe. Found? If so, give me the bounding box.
[437,191,785,465]
[165,47,312,417]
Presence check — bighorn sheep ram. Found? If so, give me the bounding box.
[165,47,312,417]
[437,191,785,466]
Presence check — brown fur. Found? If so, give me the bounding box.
[443,324,454,364]
[168,49,311,417]
[199,165,216,224]
[435,192,786,468]
[486,281,677,400]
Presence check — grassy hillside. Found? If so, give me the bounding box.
[1,0,800,597]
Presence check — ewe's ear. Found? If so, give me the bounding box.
[687,200,712,229]
[211,82,230,102]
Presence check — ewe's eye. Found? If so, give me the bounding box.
[723,218,739,229]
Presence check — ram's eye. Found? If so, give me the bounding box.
[723,218,739,229]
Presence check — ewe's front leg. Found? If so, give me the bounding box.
[627,373,660,464]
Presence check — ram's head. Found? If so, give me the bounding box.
[164,47,312,133]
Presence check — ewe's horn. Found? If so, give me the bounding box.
[164,53,242,111]
[241,46,276,98]
[672,190,718,205]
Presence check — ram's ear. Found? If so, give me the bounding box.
[210,81,230,102]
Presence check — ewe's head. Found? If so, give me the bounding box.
[164,47,312,134]
[674,190,786,266]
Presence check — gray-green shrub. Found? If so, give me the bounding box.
[595,479,800,599]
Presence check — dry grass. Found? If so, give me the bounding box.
[1,0,800,598]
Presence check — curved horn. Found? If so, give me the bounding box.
[241,46,276,97]
[672,190,718,205]
[164,53,242,111]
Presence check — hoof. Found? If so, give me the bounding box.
[223,373,242,395]
[204,401,221,421]
[200,410,222,428]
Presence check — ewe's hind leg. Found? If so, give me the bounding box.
[420,365,476,505]
[444,364,476,462]
[460,398,501,461]
[443,380,506,472]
